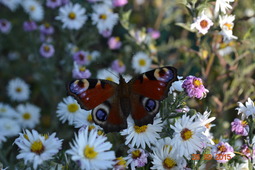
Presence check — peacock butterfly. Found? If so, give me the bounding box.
[68,66,178,132]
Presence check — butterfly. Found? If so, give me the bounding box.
[68,66,178,133]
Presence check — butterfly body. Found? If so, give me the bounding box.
[68,66,177,132]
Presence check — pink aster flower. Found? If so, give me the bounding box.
[72,62,91,79]
[72,51,89,65]
[108,37,122,50]
[112,0,128,7]
[111,59,126,73]
[126,147,148,170]
[211,141,235,163]
[39,43,55,58]
[240,144,255,159]
[147,28,160,39]
[231,118,249,136]
[182,75,209,99]
[23,21,38,32]
[100,28,113,38]
[46,0,62,9]
[0,19,11,34]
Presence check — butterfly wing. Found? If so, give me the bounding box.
[68,79,127,132]
[128,66,178,126]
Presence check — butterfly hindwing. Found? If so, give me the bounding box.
[129,66,178,100]
[68,79,117,110]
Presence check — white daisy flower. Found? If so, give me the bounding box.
[91,4,119,33]
[16,103,41,129]
[66,127,116,170]
[126,147,148,170]
[236,98,255,119]
[219,14,238,41]
[73,110,94,128]
[0,103,18,118]
[170,114,210,159]
[0,118,21,137]
[169,76,184,94]
[22,0,44,21]
[191,11,214,35]
[131,51,152,73]
[56,3,87,30]
[214,0,234,16]
[150,142,187,170]
[14,129,63,169]
[120,114,163,149]
[0,0,21,11]
[56,96,84,125]
[7,78,30,102]
[97,69,119,83]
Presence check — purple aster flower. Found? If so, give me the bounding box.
[23,21,38,32]
[211,141,235,163]
[0,19,11,34]
[147,28,160,39]
[61,0,70,5]
[111,59,126,73]
[72,62,91,79]
[72,51,90,65]
[231,118,249,136]
[126,147,148,169]
[46,0,62,8]
[100,28,112,38]
[182,75,209,99]
[39,23,54,35]
[112,0,128,7]
[108,37,122,50]
[240,144,255,159]
[39,43,55,58]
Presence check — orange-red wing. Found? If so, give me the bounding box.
[129,66,178,100]
[68,79,117,110]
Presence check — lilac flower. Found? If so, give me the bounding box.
[147,28,160,39]
[112,0,128,7]
[72,51,89,65]
[72,62,91,79]
[111,59,126,73]
[46,0,62,9]
[231,118,249,136]
[182,75,209,99]
[126,147,148,170]
[39,43,55,58]
[0,19,11,34]
[211,141,235,163]
[23,21,37,32]
[39,23,54,35]
[100,28,112,38]
[108,37,122,50]
[61,0,70,5]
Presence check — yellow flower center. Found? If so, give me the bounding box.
[205,123,211,129]
[163,157,176,169]
[30,6,35,11]
[87,113,93,123]
[138,59,146,66]
[67,103,79,113]
[134,125,147,133]
[115,37,120,41]
[44,23,50,28]
[223,23,233,30]
[31,140,44,155]
[23,112,31,120]
[99,14,107,20]
[116,157,127,167]
[200,19,208,28]
[79,66,86,72]
[84,145,98,159]
[218,145,227,152]
[68,12,76,20]
[106,76,114,82]
[43,45,50,52]
[181,128,193,141]
[118,60,124,67]
[87,55,92,61]
[193,79,202,87]
[15,87,22,93]
[132,149,141,159]
[241,120,248,126]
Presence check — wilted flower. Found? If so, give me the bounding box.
[191,11,213,35]
[126,147,148,170]
[211,141,235,163]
